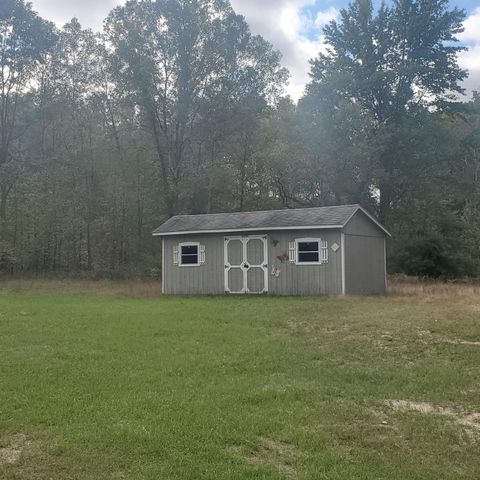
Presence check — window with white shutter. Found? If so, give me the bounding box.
[288,241,296,263]
[294,238,328,265]
[320,240,328,264]
[176,242,202,266]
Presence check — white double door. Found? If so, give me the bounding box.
[224,235,268,294]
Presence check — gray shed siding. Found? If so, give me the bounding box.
[163,228,343,295]
[267,229,342,295]
[163,234,225,295]
[344,211,386,295]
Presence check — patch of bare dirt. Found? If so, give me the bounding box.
[417,330,480,347]
[442,338,480,346]
[227,437,302,478]
[385,400,480,439]
[387,400,437,414]
[262,383,290,394]
[0,433,31,465]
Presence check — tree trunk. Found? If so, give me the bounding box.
[86,220,92,271]
[0,186,8,223]
[148,111,176,217]
[0,183,12,240]
[379,180,392,225]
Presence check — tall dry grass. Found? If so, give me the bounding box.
[1,275,479,300]
[388,274,480,299]
[0,277,163,298]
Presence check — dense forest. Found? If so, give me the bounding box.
[0,0,479,279]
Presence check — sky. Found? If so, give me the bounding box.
[30,0,480,101]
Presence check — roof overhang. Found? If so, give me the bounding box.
[153,224,344,236]
[152,205,391,238]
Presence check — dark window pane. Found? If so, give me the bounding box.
[298,251,319,262]
[182,245,198,255]
[181,254,198,264]
[298,242,319,252]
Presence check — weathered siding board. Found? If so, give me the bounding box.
[163,234,225,294]
[163,229,343,295]
[344,235,385,295]
[343,211,386,295]
[266,229,343,296]
[343,210,385,237]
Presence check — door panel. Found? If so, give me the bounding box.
[228,268,244,293]
[245,237,267,293]
[246,238,264,265]
[227,239,243,265]
[225,235,268,294]
[246,267,265,293]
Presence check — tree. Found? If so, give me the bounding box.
[304,0,467,222]
[0,0,55,234]
[0,0,477,280]
[105,0,287,216]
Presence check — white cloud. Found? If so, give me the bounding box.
[31,0,121,30]
[314,6,339,27]
[231,0,334,100]
[458,7,480,43]
[459,45,480,71]
[458,8,480,94]
[459,45,480,93]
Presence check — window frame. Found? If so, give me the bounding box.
[295,237,323,265]
[178,242,201,267]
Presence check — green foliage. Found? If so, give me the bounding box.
[0,0,57,234]
[304,0,467,222]
[296,0,478,277]
[0,241,15,272]
[105,0,287,215]
[0,0,478,279]
[309,0,466,117]
[394,233,468,278]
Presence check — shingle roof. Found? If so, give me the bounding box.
[152,204,390,236]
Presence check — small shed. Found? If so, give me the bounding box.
[153,204,390,296]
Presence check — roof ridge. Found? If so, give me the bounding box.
[171,204,360,219]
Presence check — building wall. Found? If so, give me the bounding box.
[163,233,225,295]
[163,228,343,295]
[343,211,386,295]
[267,229,342,295]
[162,214,387,296]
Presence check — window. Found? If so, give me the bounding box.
[298,241,320,263]
[181,244,199,265]
[173,242,205,266]
[289,238,328,265]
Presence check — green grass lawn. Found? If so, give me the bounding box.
[0,284,479,479]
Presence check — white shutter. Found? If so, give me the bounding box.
[199,244,205,265]
[173,245,179,265]
[288,241,296,263]
[320,240,328,264]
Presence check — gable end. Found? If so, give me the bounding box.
[343,208,390,237]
